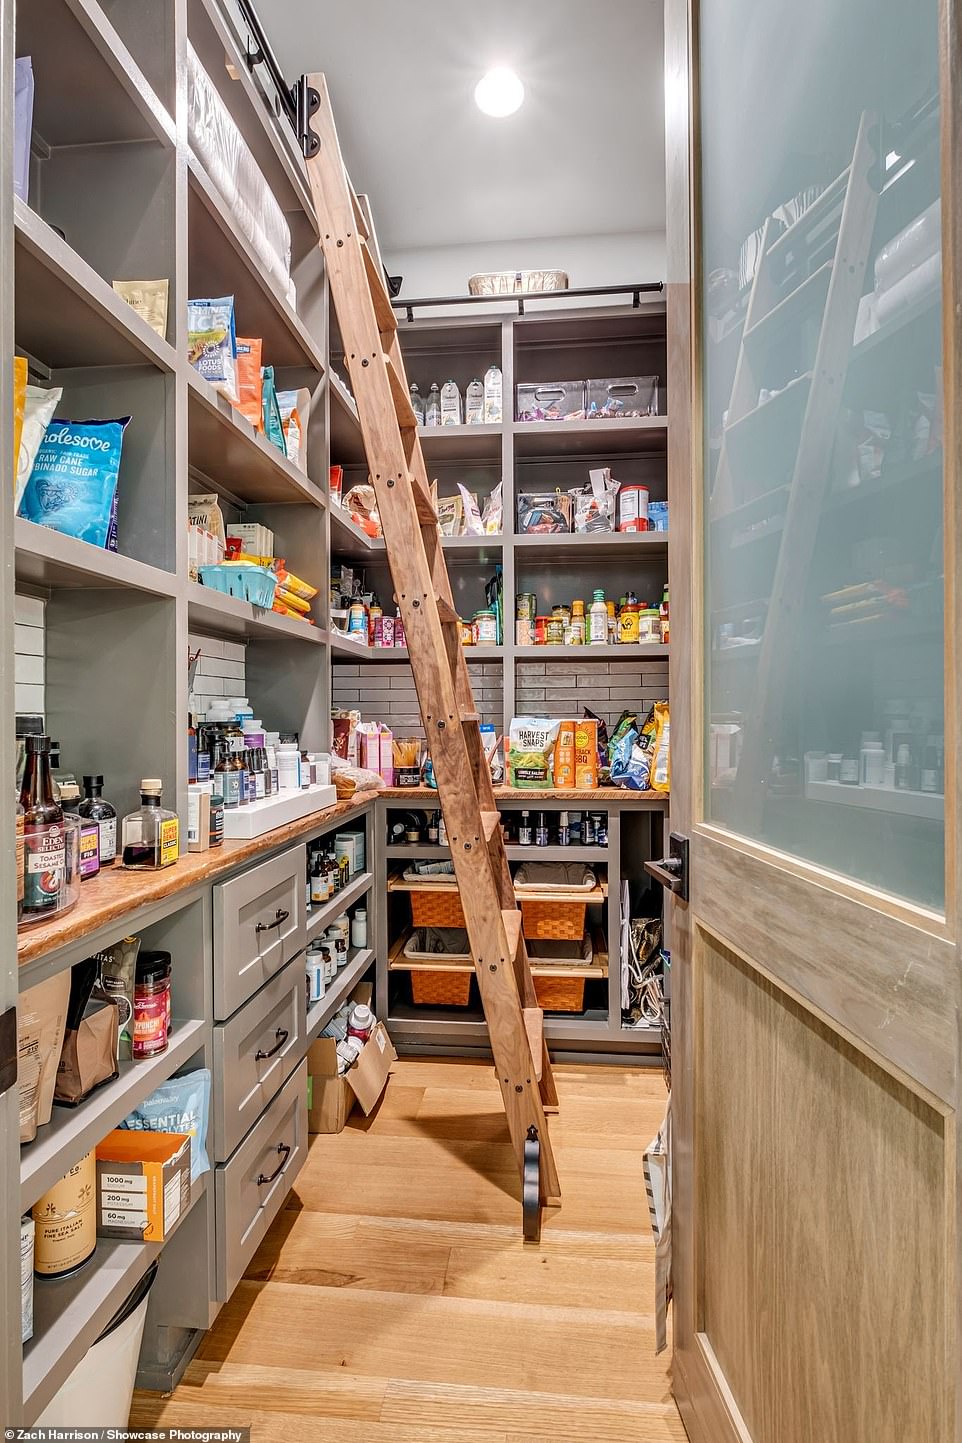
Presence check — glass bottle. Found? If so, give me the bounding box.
[16,797,24,920]
[535,812,549,847]
[310,853,326,905]
[77,775,117,868]
[425,382,441,426]
[588,590,608,645]
[121,779,179,869]
[214,742,240,809]
[518,810,533,846]
[409,381,426,425]
[187,715,198,784]
[49,741,81,810]
[20,735,66,916]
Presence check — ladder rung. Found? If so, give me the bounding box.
[501,908,523,963]
[386,353,418,430]
[766,166,851,263]
[362,235,397,334]
[481,809,501,844]
[460,709,482,725]
[437,596,459,627]
[523,1006,544,1083]
[412,473,437,523]
[348,180,370,239]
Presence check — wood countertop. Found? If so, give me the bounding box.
[379,786,669,803]
[17,791,380,968]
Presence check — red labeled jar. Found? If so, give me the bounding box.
[133,950,172,1059]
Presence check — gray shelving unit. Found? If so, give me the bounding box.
[1,0,357,1421]
[375,794,667,1062]
[328,300,671,733]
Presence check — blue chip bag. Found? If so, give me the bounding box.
[18,416,130,549]
[120,1068,211,1182]
[187,296,238,402]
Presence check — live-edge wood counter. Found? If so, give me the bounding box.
[17,790,381,976]
[379,786,669,803]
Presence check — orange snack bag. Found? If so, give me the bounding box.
[553,719,576,788]
[575,718,599,789]
[235,337,263,431]
[12,356,26,483]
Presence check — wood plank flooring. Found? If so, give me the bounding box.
[132,1058,685,1442]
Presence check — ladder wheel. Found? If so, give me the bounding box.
[523,1124,542,1242]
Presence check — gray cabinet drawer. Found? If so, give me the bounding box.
[212,958,307,1162]
[213,845,306,1020]
[214,1059,307,1302]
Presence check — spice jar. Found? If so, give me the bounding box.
[133,950,172,1059]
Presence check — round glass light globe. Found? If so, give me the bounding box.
[474,67,525,118]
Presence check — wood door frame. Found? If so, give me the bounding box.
[664,0,962,1437]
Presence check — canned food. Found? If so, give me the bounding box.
[374,614,395,647]
[460,619,474,646]
[618,484,649,533]
[534,615,550,645]
[516,592,538,621]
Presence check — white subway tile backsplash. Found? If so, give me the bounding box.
[189,633,226,659]
[14,623,44,656]
[16,653,44,686]
[199,657,246,680]
[15,683,45,713]
[15,594,44,627]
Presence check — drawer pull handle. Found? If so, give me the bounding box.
[255,907,290,935]
[256,1142,291,1186]
[255,1027,289,1061]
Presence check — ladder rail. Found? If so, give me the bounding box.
[302,73,560,1215]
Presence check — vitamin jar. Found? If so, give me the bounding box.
[133,950,172,1059]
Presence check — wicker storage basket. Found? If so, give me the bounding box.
[411,970,472,1007]
[409,888,466,928]
[521,899,588,940]
[534,974,585,1012]
[469,268,568,296]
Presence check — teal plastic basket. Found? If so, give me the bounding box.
[198,564,277,609]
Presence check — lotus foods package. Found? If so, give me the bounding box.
[187,296,238,402]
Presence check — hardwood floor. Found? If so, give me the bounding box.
[132,1058,685,1442]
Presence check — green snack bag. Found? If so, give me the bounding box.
[261,366,286,455]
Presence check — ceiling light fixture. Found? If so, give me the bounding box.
[474,67,525,118]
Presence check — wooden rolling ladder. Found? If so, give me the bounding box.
[302,76,560,1239]
[711,112,880,827]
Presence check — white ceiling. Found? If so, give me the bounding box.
[263,0,666,253]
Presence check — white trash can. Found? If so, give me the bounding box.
[36,1261,157,1426]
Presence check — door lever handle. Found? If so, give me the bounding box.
[644,833,689,902]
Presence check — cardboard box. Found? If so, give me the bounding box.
[307,985,396,1134]
[95,1130,192,1242]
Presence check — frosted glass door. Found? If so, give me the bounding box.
[699,0,944,908]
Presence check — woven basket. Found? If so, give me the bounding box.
[534,974,585,1012]
[521,899,587,940]
[410,888,466,928]
[411,970,472,1007]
